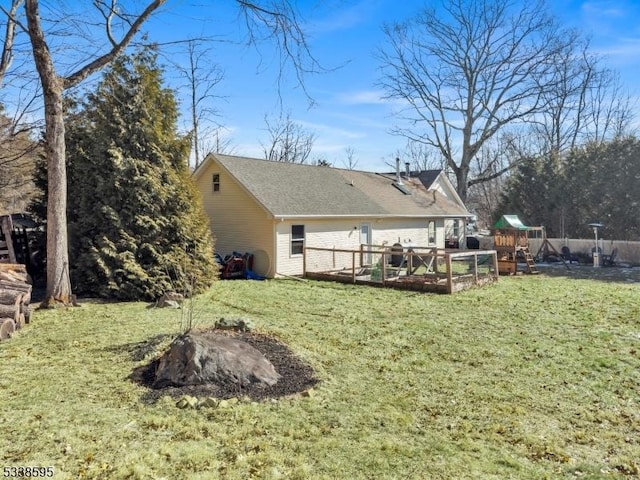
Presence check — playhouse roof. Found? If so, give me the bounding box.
[493,215,531,230]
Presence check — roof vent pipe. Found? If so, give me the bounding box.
[405,162,410,179]
[395,157,403,185]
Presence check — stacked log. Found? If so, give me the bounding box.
[0,263,32,341]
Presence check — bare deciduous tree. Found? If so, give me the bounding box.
[24,0,166,307]
[0,0,39,215]
[262,112,315,163]
[171,39,225,169]
[0,0,22,86]
[12,0,317,306]
[208,127,236,156]
[342,146,358,170]
[0,110,40,214]
[377,0,576,202]
[586,69,636,142]
[403,140,440,173]
[532,39,635,155]
[237,0,321,107]
[382,141,442,178]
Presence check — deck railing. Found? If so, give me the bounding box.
[303,244,498,294]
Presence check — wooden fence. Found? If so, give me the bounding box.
[529,238,640,264]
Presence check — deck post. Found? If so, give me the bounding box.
[302,247,307,277]
[446,253,453,294]
[473,252,478,284]
[381,251,386,286]
[352,251,356,283]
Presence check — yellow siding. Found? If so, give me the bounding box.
[194,161,275,277]
[195,159,453,278]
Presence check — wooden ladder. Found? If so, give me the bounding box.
[0,216,17,263]
[522,247,538,274]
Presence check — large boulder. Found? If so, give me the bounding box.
[153,332,280,389]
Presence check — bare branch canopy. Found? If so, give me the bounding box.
[378,0,580,202]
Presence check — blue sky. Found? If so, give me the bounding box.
[152,0,640,171]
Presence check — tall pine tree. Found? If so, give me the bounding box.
[496,137,640,240]
[63,47,217,300]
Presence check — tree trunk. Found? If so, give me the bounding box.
[25,0,73,306]
[457,175,468,204]
[42,87,72,306]
[450,160,469,204]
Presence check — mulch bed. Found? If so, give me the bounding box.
[130,329,319,404]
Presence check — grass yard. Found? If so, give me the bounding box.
[1,274,639,479]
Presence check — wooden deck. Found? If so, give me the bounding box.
[303,245,499,294]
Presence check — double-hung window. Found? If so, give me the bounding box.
[212,173,220,193]
[291,225,305,255]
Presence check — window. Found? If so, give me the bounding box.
[360,223,370,245]
[428,220,436,245]
[360,223,371,265]
[453,219,459,238]
[212,173,220,193]
[291,225,305,255]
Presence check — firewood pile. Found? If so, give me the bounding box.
[0,263,32,341]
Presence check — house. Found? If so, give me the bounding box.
[192,154,473,278]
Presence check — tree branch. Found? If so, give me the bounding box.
[63,0,166,89]
[0,0,23,86]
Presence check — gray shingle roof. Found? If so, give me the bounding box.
[208,154,470,218]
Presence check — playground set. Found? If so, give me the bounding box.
[491,215,573,275]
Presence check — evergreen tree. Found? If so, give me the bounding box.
[563,138,640,240]
[497,137,640,240]
[495,154,566,235]
[61,47,217,300]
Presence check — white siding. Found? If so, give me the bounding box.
[431,173,461,204]
[275,217,447,276]
[275,219,364,276]
[444,218,465,246]
[372,218,445,249]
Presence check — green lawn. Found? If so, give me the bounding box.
[1,275,639,479]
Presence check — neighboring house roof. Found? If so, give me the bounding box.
[194,154,472,219]
[392,170,440,190]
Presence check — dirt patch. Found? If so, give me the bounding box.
[536,263,640,283]
[131,329,319,403]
